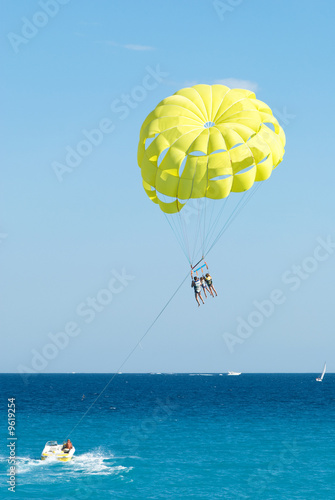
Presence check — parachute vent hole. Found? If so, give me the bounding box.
[179,157,187,176]
[157,148,169,167]
[209,149,227,155]
[188,150,206,157]
[247,132,257,141]
[145,134,158,149]
[156,191,176,204]
[257,154,270,165]
[204,121,215,128]
[235,165,255,175]
[229,142,243,150]
[210,174,232,181]
[264,122,275,132]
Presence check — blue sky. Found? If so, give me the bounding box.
[1,0,334,374]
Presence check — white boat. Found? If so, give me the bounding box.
[41,441,75,462]
[228,371,241,376]
[316,362,326,382]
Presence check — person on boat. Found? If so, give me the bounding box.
[62,439,73,452]
[200,276,212,298]
[204,273,218,297]
[191,275,205,306]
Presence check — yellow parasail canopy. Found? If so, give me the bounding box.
[138,84,285,214]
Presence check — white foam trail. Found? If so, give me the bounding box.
[15,456,49,475]
[71,452,130,476]
[15,449,132,478]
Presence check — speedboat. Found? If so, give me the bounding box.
[41,441,75,462]
[227,371,241,376]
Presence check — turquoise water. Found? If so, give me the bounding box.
[1,373,334,499]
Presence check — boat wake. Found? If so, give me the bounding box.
[13,449,132,479]
[70,451,131,477]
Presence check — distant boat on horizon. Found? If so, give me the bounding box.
[227,371,241,376]
[316,362,326,382]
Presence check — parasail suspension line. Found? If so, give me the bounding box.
[206,183,262,256]
[65,271,190,439]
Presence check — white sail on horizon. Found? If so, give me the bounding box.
[316,362,326,382]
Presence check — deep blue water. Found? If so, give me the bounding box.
[1,373,335,499]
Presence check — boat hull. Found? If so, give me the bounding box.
[41,442,75,461]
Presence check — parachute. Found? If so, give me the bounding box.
[138,84,285,267]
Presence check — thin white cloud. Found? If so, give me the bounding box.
[94,40,155,51]
[123,44,154,51]
[214,78,259,92]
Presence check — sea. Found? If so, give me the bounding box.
[1,373,334,499]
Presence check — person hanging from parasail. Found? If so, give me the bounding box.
[200,276,212,298]
[204,273,218,297]
[191,274,205,307]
